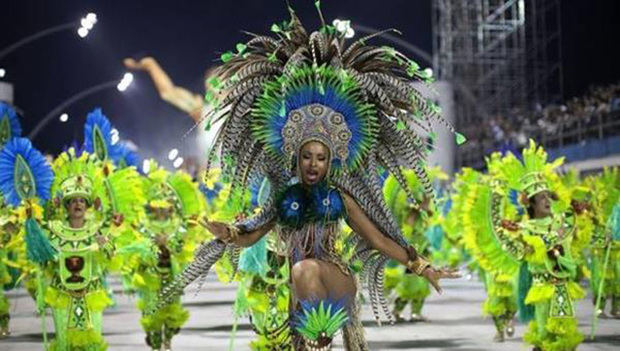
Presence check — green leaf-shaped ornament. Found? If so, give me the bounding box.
[207,76,221,91]
[220,51,234,63]
[14,154,36,201]
[236,43,247,54]
[0,116,11,145]
[456,132,467,145]
[93,125,108,161]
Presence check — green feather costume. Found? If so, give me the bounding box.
[124,163,206,350]
[383,168,445,321]
[460,167,519,341]
[35,150,144,351]
[487,140,587,351]
[0,195,19,337]
[585,167,620,317]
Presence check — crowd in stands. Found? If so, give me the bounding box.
[460,83,620,162]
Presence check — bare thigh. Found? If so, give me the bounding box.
[318,259,356,299]
[290,258,356,300]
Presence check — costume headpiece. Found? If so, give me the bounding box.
[51,149,145,223]
[59,175,93,205]
[143,162,204,218]
[489,139,562,203]
[519,172,549,198]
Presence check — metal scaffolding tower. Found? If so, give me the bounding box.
[525,0,563,106]
[433,0,562,168]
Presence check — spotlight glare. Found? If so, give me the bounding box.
[0,68,5,78]
[110,128,120,145]
[80,18,94,30]
[173,157,184,169]
[168,148,179,160]
[59,113,69,122]
[77,27,88,38]
[86,13,98,23]
[117,72,134,92]
[142,159,151,174]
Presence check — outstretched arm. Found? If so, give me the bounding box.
[124,57,203,121]
[342,192,410,265]
[200,218,276,248]
[341,192,459,293]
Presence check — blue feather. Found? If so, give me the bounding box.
[199,182,223,205]
[611,204,620,241]
[249,175,270,208]
[508,189,525,216]
[309,183,345,223]
[83,108,123,163]
[442,198,453,216]
[277,184,307,228]
[0,138,53,207]
[117,143,140,168]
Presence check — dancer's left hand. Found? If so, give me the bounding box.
[422,267,461,294]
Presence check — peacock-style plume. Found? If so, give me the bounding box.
[0,102,22,146]
[0,137,53,207]
[204,6,461,201]
[83,108,124,163]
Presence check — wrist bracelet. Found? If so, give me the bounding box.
[226,224,240,243]
[407,256,431,276]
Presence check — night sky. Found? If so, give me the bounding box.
[1,0,618,164]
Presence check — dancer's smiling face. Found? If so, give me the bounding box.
[299,141,330,186]
[66,197,88,220]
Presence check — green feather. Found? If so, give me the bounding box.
[25,218,56,264]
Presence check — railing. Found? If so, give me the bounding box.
[457,110,620,169]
